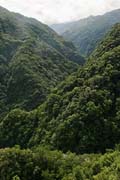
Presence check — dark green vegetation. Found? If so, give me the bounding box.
[0,6,84,114]
[0,23,120,154]
[0,6,120,180]
[0,146,120,180]
[29,23,120,153]
[51,9,120,56]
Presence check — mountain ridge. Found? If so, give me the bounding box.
[0,23,120,154]
[51,9,120,56]
[0,6,84,115]
[0,6,120,180]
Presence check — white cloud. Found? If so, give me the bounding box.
[0,0,120,24]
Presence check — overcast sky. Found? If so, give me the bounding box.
[0,0,120,24]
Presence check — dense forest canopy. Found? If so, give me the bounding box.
[0,23,120,154]
[0,6,84,114]
[0,6,120,180]
[1,146,120,180]
[29,24,120,153]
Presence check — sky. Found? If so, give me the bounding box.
[0,0,120,24]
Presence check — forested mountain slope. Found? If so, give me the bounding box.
[29,23,120,153]
[0,24,120,154]
[0,6,84,114]
[0,7,120,180]
[51,9,120,56]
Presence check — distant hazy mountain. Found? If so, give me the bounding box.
[0,6,84,114]
[51,9,120,56]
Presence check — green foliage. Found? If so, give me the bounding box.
[0,146,120,180]
[0,6,84,113]
[0,6,120,180]
[0,24,120,154]
[12,175,21,180]
[0,109,38,148]
[28,24,120,153]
